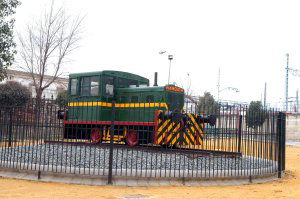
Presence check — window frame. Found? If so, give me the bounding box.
[103,76,114,97]
[80,76,100,97]
[70,78,78,96]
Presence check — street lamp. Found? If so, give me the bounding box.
[218,87,239,102]
[159,51,173,85]
[217,68,239,102]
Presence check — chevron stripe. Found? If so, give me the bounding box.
[155,113,205,146]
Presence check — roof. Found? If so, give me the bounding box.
[69,70,149,83]
[6,69,68,82]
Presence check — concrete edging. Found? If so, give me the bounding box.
[0,161,280,186]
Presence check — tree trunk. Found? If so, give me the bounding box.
[33,88,43,140]
[35,88,43,107]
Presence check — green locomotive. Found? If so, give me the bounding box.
[62,70,214,146]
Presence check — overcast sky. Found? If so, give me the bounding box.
[13,0,300,107]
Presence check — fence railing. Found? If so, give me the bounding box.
[0,98,286,184]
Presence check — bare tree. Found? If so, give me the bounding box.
[18,1,83,102]
[179,73,198,112]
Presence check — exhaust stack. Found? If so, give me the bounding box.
[153,72,158,86]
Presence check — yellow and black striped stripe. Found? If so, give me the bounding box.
[155,112,204,146]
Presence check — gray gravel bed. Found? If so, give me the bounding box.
[0,144,275,171]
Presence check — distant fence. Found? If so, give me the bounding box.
[0,99,286,184]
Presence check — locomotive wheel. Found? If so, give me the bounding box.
[91,128,101,143]
[125,130,138,147]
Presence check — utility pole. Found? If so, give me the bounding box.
[297,89,299,112]
[159,51,173,85]
[285,53,289,112]
[284,53,300,112]
[264,82,267,107]
[168,55,173,85]
[217,67,239,102]
[217,67,220,101]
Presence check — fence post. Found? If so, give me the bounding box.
[237,115,242,153]
[108,101,115,185]
[8,110,13,147]
[282,112,286,172]
[277,112,286,178]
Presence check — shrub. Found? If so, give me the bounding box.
[246,101,267,129]
[197,92,219,115]
[55,90,68,107]
[0,81,31,107]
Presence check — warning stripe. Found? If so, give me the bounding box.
[188,113,204,142]
[157,119,170,132]
[165,123,181,144]
[188,113,201,132]
[155,112,205,146]
[157,121,181,144]
[168,131,180,145]
[174,134,188,145]
[157,119,174,139]
[184,127,195,144]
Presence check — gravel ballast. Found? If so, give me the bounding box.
[0,143,276,174]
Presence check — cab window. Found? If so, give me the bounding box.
[81,77,90,96]
[80,76,100,96]
[90,77,99,96]
[103,76,114,96]
[70,79,78,95]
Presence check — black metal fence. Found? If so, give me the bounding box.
[0,99,286,184]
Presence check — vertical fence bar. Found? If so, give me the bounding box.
[281,112,286,172]
[108,101,115,184]
[237,115,242,153]
[8,110,13,147]
[277,111,286,178]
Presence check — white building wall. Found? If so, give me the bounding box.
[1,70,68,99]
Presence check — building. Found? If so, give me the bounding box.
[1,69,68,99]
[184,95,198,113]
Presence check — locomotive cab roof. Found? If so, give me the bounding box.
[69,70,149,85]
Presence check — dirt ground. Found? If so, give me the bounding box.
[0,146,299,199]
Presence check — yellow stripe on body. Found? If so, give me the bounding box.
[68,102,168,109]
[68,102,113,107]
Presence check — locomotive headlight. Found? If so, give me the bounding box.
[57,110,65,120]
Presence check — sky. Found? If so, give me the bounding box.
[12,0,300,108]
